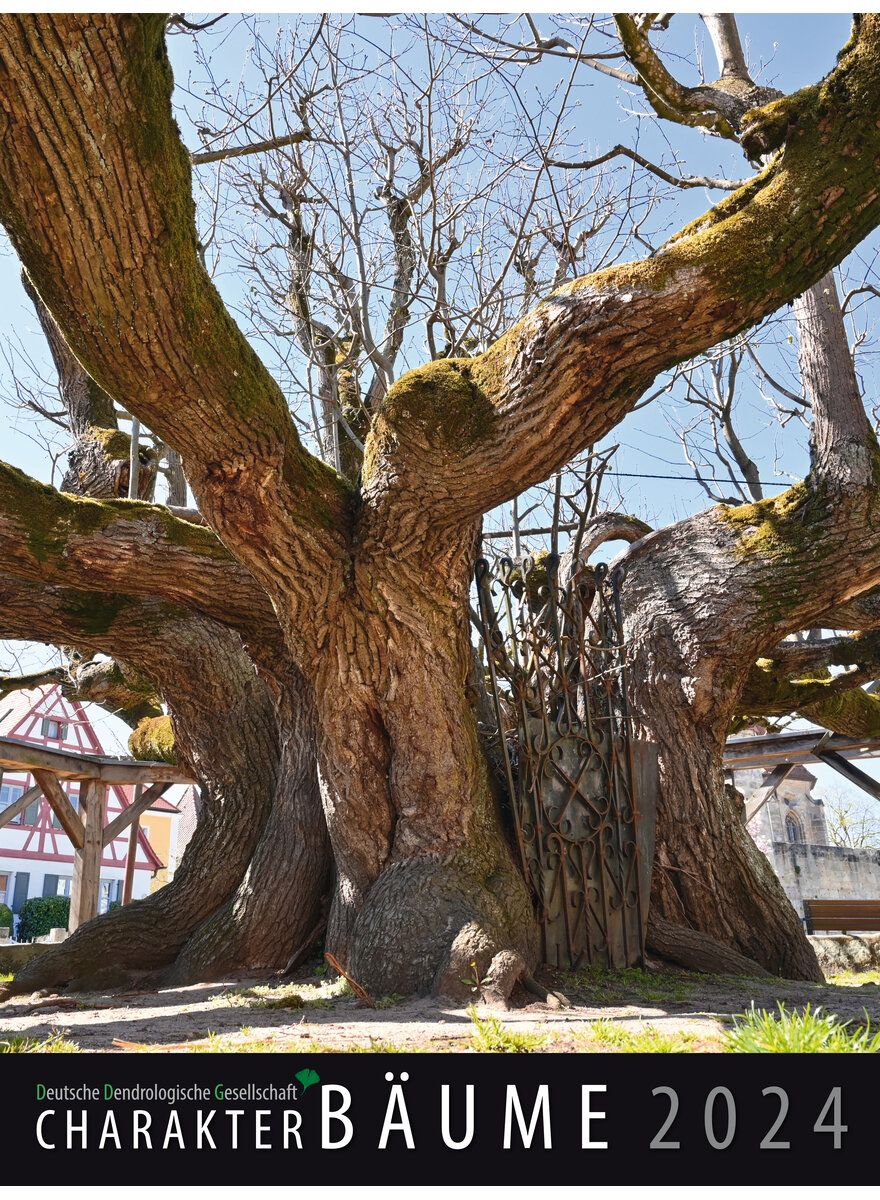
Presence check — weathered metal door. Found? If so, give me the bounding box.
[475,554,657,970]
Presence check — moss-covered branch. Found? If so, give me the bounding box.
[614,14,742,138]
[0,666,65,701]
[738,658,878,718]
[63,658,163,728]
[756,631,880,678]
[736,630,880,736]
[129,714,176,763]
[0,459,282,656]
[798,686,880,739]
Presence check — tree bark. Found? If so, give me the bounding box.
[0,579,331,995]
[611,269,879,984]
[313,532,538,995]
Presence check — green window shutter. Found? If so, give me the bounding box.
[42,874,59,898]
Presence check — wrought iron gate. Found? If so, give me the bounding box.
[475,553,657,970]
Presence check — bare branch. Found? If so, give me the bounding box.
[191,127,310,166]
[0,665,65,700]
[167,14,227,34]
[548,143,750,191]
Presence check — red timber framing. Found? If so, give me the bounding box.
[0,736,191,931]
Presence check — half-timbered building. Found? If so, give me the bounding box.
[0,685,179,923]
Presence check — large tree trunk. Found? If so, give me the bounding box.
[0,273,334,997]
[314,537,538,996]
[629,631,823,981]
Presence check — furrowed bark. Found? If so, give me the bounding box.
[2,16,880,574]
[612,264,880,981]
[0,459,283,663]
[313,527,537,995]
[362,17,880,535]
[0,580,284,995]
[0,433,327,990]
[0,14,350,657]
[62,658,164,728]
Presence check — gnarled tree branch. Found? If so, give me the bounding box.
[0,460,282,663]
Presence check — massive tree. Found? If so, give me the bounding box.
[2,13,880,996]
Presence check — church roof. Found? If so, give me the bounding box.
[783,764,817,784]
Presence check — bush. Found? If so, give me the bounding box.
[0,902,13,936]
[17,896,70,942]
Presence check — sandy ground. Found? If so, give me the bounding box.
[2,961,878,1053]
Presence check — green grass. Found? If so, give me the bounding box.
[0,972,13,982]
[580,1018,709,1053]
[826,969,880,988]
[724,1003,880,1053]
[467,1005,548,1053]
[154,1029,417,1054]
[342,1039,413,1053]
[374,994,406,1009]
[560,964,696,1006]
[0,1030,79,1053]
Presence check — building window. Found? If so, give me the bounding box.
[40,717,68,740]
[1,782,24,823]
[56,877,73,897]
[785,814,804,843]
[1,782,39,827]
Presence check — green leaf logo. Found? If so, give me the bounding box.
[296,1067,320,1093]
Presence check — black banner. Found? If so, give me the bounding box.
[2,1051,874,1186]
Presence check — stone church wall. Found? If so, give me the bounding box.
[772,842,880,922]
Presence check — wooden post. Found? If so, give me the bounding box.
[69,780,106,931]
[122,785,142,905]
[31,770,84,848]
[128,416,141,499]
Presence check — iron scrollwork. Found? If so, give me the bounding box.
[475,552,655,970]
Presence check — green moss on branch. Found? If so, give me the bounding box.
[799,686,880,739]
[0,459,232,569]
[129,714,176,764]
[364,358,496,481]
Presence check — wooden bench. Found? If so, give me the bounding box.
[803,899,880,935]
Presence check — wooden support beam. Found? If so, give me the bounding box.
[744,763,795,824]
[813,738,880,804]
[122,787,141,906]
[0,735,193,784]
[725,729,880,770]
[0,782,42,830]
[69,780,106,932]
[103,781,169,847]
[32,769,85,849]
